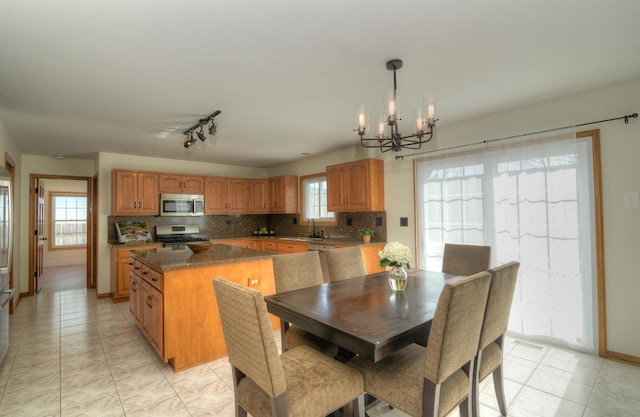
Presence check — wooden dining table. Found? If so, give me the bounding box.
[264,269,458,363]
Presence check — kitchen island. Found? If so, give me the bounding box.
[128,244,278,372]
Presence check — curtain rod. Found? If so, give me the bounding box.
[395,112,638,160]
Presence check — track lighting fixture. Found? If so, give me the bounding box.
[182,110,222,149]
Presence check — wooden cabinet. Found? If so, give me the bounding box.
[244,239,264,250]
[129,256,277,372]
[262,239,307,253]
[129,262,143,326]
[327,158,385,212]
[158,174,204,194]
[112,170,159,215]
[141,267,164,357]
[111,244,162,302]
[361,243,386,275]
[268,175,298,213]
[204,176,250,214]
[249,179,269,213]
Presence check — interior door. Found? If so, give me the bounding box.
[35,181,45,293]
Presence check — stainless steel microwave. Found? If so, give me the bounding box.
[160,193,205,216]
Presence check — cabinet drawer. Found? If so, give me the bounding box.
[276,241,308,253]
[132,259,144,275]
[141,265,164,291]
[263,241,278,252]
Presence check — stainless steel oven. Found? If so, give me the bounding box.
[0,167,13,366]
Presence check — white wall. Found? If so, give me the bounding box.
[18,156,95,295]
[40,178,88,267]
[268,77,640,358]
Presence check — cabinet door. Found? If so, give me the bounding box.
[276,241,308,253]
[326,165,347,212]
[115,256,131,298]
[113,171,138,215]
[158,174,183,193]
[345,160,370,210]
[181,175,205,194]
[249,179,269,213]
[142,281,164,357]
[228,178,249,214]
[137,172,159,215]
[204,177,228,214]
[268,176,283,212]
[129,269,143,326]
[244,239,264,250]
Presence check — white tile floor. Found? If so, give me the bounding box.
[1,288,640,416]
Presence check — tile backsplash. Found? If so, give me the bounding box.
[108,211,387,243]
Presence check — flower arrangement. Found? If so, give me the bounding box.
[379,241,412,269]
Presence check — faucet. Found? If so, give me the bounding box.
[308,219,323,238]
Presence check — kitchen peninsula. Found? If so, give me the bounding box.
[128,244,278,372]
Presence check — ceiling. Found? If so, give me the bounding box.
[1,0,639,168]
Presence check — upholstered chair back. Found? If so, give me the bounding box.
[442,243,491,276]
[273,251,324,293]
[479,261,520,349]
[325,246,367,282]
[213,278,286,398]
[424,271,491,384]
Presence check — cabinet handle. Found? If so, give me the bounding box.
[146,296,152,307]
[142,271,148,275]
[247,278,260,286]
[135,266,141,270]
[151,277,158,282]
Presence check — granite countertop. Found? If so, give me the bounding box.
[129,244,274,271]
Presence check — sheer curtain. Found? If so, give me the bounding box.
[415,128,598,352]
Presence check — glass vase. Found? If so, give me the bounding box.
[388,265,408,291]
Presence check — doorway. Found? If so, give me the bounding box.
[28,174,94,295]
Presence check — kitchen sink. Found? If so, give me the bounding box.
[278,237,326,243]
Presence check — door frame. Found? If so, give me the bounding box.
[28,174,94,295]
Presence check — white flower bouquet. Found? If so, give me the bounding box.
[379,241,412,269]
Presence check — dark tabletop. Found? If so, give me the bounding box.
[265,269,457,362]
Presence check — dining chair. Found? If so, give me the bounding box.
[442,243,492,276]
[272,252,339,357]
[213,277,365,417]
[471,261,520,417]
[325,246,367,282]
[347,271,492,417]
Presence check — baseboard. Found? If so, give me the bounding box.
[96,292,112,299]
[607,350,640,367]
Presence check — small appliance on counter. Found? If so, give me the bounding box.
[155,224,210,248]
[115,221,152,243]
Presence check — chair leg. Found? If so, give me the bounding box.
[492,364,507,416]
[421,379,440,417]
[350,394,365,417]
[471,352,481,417]
[459,397,470,417]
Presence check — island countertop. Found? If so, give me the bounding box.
[129,244,274,272]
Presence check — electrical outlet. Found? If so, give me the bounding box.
[346,218,352,226]
[292,217,297,224]
[400,217,408,227]
[376,217,383,226]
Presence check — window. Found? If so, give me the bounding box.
[49,193,87,249]
[415,130,599,353]
[300,173,335,224]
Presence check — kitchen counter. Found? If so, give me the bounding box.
[129,244,273,272]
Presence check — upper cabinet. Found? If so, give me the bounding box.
[249,179,269,214]
[204,177,249,214]
[112,170,159,215]
[158,174,205,194]
[268,175,298,214]
[327,158,384,212]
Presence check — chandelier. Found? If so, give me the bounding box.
[183,110,222,148]
[355,59,437,152]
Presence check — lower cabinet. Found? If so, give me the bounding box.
[128,257,277,372]
[112,244,162,302]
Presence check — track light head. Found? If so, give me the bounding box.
[197,126,207,141]
[208,121,218,135]
[184,132,197,148]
